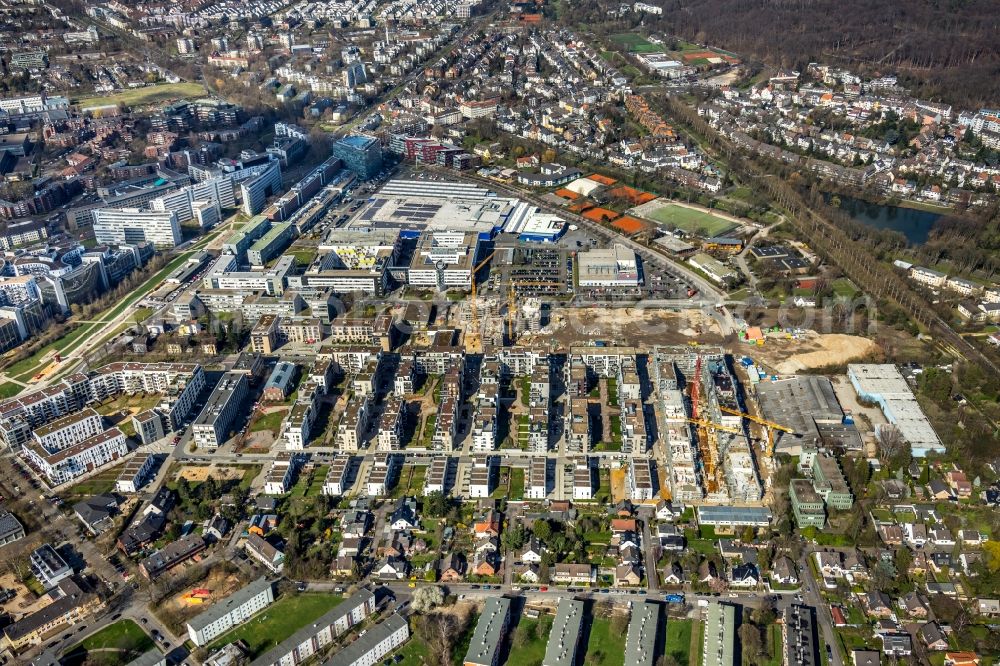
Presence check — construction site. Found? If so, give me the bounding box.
[652,346,795,506]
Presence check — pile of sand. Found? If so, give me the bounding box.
[774,334,878,374]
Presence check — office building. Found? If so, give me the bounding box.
[332,135,382,180]
[241,160,282,215]
[463,597,510,666]
[192,372,248,449]
[790,480,826,529]
[94,208,182,248]
[187,577,274,646]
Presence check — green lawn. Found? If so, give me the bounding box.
[644,203,737,237]
[251,409,288,433]
[664,619,694,666]
[206,593,343,657]
[74,82,206,109]
[505,615,553,666]
[62,620,155,666]
[0,382,21,398]
[510,468,525,501]
[388,634,427,666]
[586,616,626,666]
[831,278,859,298]
[610,33,662,53]
[60,462,128,502]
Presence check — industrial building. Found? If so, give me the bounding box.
[756,376,860,454]
[848,364,943,457]
[687,253,736,284]
[577,245,641,287]
[187,577,274,646]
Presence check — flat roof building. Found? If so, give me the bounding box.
[624,600,661,666]
[187,577,274,646]
[322,614,409,666]
[702,603,736,666]
[848,364,943,457]
[192,372,248,449]
[464,597,510,666]
[577,244,641,287]
[94,208,181,249]
[543,598,585,666]
[784,605,819,666]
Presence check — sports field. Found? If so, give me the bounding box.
[74,82,206,109]
[633,201,737,237]
[610,33,662,53]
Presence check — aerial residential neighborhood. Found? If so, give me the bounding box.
[1,0,1000,665]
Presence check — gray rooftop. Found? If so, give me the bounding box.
[623,600,660,666]
[187,577,272,632]
[703,603,736,666]
[464,597,511,666]
[249,589,374,666]
[124,649,166,666]
[756,375,844,445]
[697,505,772,526]
[543,598,585,666]
[322,614,407,666]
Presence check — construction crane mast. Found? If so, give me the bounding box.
[464,249,496,353]
[718,406,794,458]
[506,283,517,345]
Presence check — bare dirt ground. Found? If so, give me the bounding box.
[176,465,246,483]
[0,572,43,615]
[751,332,880,374]
[532,307,724,348]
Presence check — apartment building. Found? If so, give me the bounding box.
[703,603,736,666]
[336,395,371,451]
[469,455,496,498]
[251,315,280,354]
[377,396,404,450]
[526,456,548,500]
[187,577,274,646]
[2,578,100,653]
[424,456,451,496]
[323,454,351,496]
[24,428,128,485]
[366,453,399,496]
[115,454,156,494]
[30,544,72,589]
[192,372,248,449]
[544,598,584,666]
[573,459,593,500]
[32,408,103,451]
[624,601,660,666]
[628,457,656,501]
[464,597,510,666]
[248,591,375,666]
[283,393,319,450]
[325,614,409,666]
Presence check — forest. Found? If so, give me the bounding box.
[639,0,1000,108]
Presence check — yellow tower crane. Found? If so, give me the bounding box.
[464,249,496,353]
[718,406,795,458]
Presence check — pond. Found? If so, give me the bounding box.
[831,194,943,245]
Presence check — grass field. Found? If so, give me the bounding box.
[60,461,128,502]
[0,382,21,398]
[251,409,288,433]
[643,203,737,237]
[665,619,694,666]
[75,82,206,109]
[206,593,343,657]
[505,615,554,666]
[610,33,662,53]
[62,620,155,666]
[586,616,627,666]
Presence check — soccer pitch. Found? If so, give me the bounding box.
[643,203,737,237]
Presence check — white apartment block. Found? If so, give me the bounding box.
[24,428,128,485]
[325,614,409,666]
[573,460,593,500]
[909,266,947,288]
[94,208,182,249]
[32,408,103,451]
[424,457,450,496]
[323,454,351,496]
[186,577,274,646]
[628,457,656,501]
[468,455,495,498]
[264,458,296,495]
[366,453,398,496]
[377,397,404,450]
[526,457,547,500]
[336,395,370,451]
[283,393,319,450]
[115,454,155,493]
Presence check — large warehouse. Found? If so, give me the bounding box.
[756,375,862,453]
[577,244,641,287]
[848,364,943,457]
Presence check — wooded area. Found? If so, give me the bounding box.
[646,0,1000,107]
